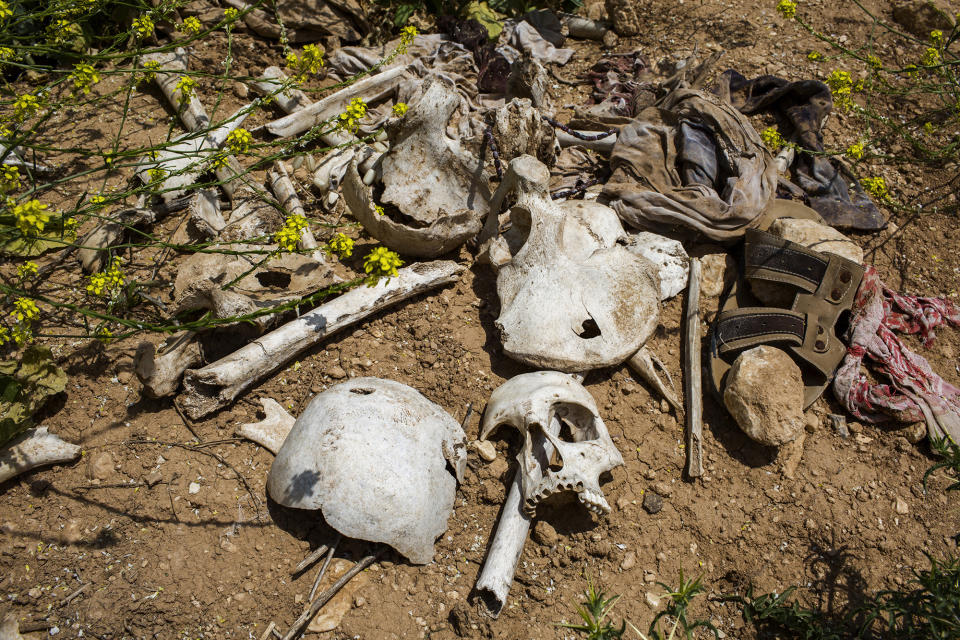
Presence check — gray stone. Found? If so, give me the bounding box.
[642,491,663,514]
[532,520,558,547]
[723,345,805,447]
[699,252,736,298]
[473,439,497,462]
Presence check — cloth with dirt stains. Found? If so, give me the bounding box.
[600,88,778,241]
[833,265,960,442]
[436,16,512,93]
[715,70,886,232]
[224,0,367,43]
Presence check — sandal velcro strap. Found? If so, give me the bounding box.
[714,307,805,354]
[745,229,828,292]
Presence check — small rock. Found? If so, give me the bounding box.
[62,519,83,545]
[660,399,670,413]
[532,521,558,547]
[233,81,249,98]
[804,412,819,433]
[805,518,816,530]
[605,0,640,35]
[892,0,955,37]
[723,346,805,447]
[188,482,201,494]
[354,595,366,607]
[894,496,909,515]
[145,471,163,487]
[642,491,663,514]
[28,587,42,599]
[86,451,115,481]
[779,432,806,479]
[327,365,347,380]
[828,414,849,438]
[620,551,636,570]
[904,422,927,444]
[473,439,496,462]
[652,481,673,497]
[615,496,630,511]
[645,591,661,608]
[587,539,612,558]
[220,537,238,553]
[643,569,656,582]
[487,456,509,479]
[699,252,736,298]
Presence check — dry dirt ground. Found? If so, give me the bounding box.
[2,0,959,638]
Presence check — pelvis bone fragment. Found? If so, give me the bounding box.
[266,378,466,564]
[481,155,661,372]
[343,78,491,258]
[481,371,623,516]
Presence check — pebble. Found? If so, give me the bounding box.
[145,471,163,487]
[327,365,347,379]
[804,412,819,433]
[473,439,496,462]
[652,481,673,497]
[532,521,558,547]
[642,491,663,514]
[645,592,661,608]
[620,551,636,570]
[86,451,115,481]
[188,482,201,494]
[643,569,656,583]
[894,496,909,514]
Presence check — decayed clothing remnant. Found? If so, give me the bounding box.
[833,266,960,442]
[716,71,886,232]
[601,88,777,241]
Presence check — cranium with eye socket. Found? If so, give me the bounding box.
[480,155,661,372]
[343,78,491,258]
[480,371,623,516]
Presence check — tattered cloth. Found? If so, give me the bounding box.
[716,71,886,232]
[833,266,960,442]
[600,88,777,241]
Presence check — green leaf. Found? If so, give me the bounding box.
[0,345,67,447]
[466,1,505,39]
[393,3,417,26]
[0,215,78,257]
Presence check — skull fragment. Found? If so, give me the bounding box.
[480,371,623,516]
[266,378,466,564]
[481,155,661,372]
[343,78,491,258]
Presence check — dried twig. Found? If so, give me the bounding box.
[280,551,381,640]
[684,257,704,478]
[291,544,330,576]
[309,535,340,601]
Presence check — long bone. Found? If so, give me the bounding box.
[177,260,465,418]
[0,427,81,484]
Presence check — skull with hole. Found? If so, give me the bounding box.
[480,155,661,372]
[266,378,466,564]
[480,371,623,516]
[342,77,492,258]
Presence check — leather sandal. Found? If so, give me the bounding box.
[708,228,865,409]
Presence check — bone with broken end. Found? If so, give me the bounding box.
[134,332,203,398]
[254,66,357,148]
[143,48,209,132]
[263,66,408,139]
[268,160,325,260]
[238,397,296,454]
[0,427,81,484]
[177,260,466,419]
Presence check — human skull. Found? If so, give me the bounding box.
[480,371,623,516]
[480,155,661,372]
[266,378,466,564]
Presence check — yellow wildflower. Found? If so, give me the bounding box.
[274,215,309,252]
[338,97,367,133]
[760,127,786,151]
[223,7,238,21]
[47,19,82,45]
[175,75,196,103]
[12,324,32,345]
[13,93,40,122]
[807,51,823,61]
[13,200,49,236]
[12,298,38,323]
[363,246,403,282]
[132,15,154,38]
[86,257,125,297]
[90,195,106,207]
[845,141,865,160]
[71,63,100,95]
[326,232,354,258]
[0,165,20,193]
[930,30,944,48]
[181,16,202,35]
[225,128,253,154]
[921,47,940,66]
[16,261,38,279]
[147,167,167,183]
[374,204,385,216]
[861,176,889,201]
[825,70,854,110]
[922,122,935,135]
[95,326,113,343]
[866,55,882,70]
[776,0,797,19]
[397,25,418,54]
[392,102,408,117]
[0,326,8,346]
[0,1,11,20]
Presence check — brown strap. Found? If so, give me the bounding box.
[745,229,828,292]
[714,307,805,355]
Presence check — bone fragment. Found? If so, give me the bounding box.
[280,552,380,640]
[177,261,465,418]
[562,15,615,42]
[254,67,357,147]
[78,207,160,273]
[134,332,203,398]
[628,347,682,413]
[775,145,795,175]
[143,48,209,131]
[268,160,324,259]
[556,130,617,156]
[475,415,560,617]
[263,66,408,138]
[238,397,296,454]
[0,427,81,484]
[684,257,704,478]
[187,189,226,238]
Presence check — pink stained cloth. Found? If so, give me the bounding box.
[832,266,960,442]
